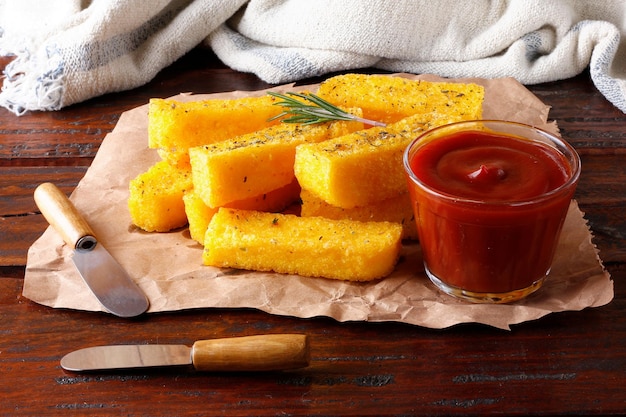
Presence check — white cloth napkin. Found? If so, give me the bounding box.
[1,0,625,115]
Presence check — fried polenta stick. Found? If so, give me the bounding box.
[300,189,417,240]
[294,112,469,209]
[203,208,403,281]
[148,95,283,167]
[316,74,484,124]
[128,160,193,232]
[189,116,362,208]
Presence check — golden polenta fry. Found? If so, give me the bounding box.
[203,208,403,281]
[148,95,283,166]
[294,112,470,209]
[189,117,362,208]
[183,179,301,244]
[300,189,417,241]
[128,160,193,232]
[316,74,484,124]
[183,191,217,244]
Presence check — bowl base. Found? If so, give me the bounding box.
[426,267,546,304]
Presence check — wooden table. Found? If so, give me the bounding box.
[1,48,625,416]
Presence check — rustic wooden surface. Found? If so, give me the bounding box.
[1,48,625,416]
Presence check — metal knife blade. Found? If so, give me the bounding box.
[34,182,149,317]
[61,344,191,371]
[61,334,310,372]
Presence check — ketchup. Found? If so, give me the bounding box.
[405,126,579,299]
[409,131,571,202]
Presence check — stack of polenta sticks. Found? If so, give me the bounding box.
[128,74,484,281]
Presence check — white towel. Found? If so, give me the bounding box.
[1,0,625,115]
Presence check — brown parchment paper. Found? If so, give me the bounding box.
[23,74,613,330]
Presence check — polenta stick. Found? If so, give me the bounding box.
[294,112,468,209]
[183,179,301,244]
[128,160,193,232]
[316,74,484,124]
[189,117,362,208]
[300,189,418,241]
[148,95,283,167]
[203,208,403,281]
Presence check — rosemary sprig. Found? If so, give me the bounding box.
[268,92,386,127]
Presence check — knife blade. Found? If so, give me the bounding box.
[60,334,310,372]
[34,182,149,318]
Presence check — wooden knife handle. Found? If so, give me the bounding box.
[191,334,310,372]
[34,182,97,250]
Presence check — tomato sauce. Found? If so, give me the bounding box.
[405,128,579,298]
[409,131,571,202]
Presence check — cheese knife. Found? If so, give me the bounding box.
[60,334,310,372]
[34,182,149,318]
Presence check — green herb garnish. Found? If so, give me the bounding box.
[268,92,386,127]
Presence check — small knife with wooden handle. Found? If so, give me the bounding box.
[34,182,149,318]
[60,334,310,372]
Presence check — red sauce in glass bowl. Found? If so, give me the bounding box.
[405,125,579,299]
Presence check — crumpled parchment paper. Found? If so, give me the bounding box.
[23,74,613,330]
